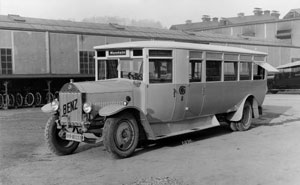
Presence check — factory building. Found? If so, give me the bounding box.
[170,8,300,67]
[0,13,299,108]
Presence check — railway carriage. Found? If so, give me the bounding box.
[42,41,277,158]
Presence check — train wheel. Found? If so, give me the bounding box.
[236,101,253,131]
[46,92,54,103]
[25,92,35,106]
[45,115,79,156]
[0,94,3,109]
[16,93,24,107]
[35,92,42,106]
[103,113,139,159]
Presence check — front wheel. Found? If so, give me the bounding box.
[44,115,79,155]
[236,101,253,131]
[103,113,139,159]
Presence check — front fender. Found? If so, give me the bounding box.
[41,103,56,114]
[226,95,259,122]
[99,104,155,139]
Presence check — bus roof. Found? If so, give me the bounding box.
[94,41,267,56]
[277,61,300,69]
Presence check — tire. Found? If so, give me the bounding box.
[103,113,139,159]
[0,94,3,109]
[46,92,54,103]
[35,92,42,106]
[25,92,35,106]
[229,122,238,131]
[16,93,24,107]
[236,101,253,131]
[44,115,79,156]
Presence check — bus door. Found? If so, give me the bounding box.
[172,50,189,121]
[146,58,175,123]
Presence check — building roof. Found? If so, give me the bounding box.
[283,9,300,19]
[0,14,294,48]
[277,61,300,69]
[94,40,267,55]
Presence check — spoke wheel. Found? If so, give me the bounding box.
[103,113,139,158]
[236,101,253,131]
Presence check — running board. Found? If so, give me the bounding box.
[151,115,220,139]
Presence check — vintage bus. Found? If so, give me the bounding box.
[268,61,300,93]
[42,41,277,158]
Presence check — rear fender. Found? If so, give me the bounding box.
[226,95,259,122]
[99,104,155,139]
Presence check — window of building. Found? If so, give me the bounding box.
[224,61,237,81]
[189,60,202,82]
[0,48,12,75]
[80,51,95,74]
[149,59,172,83]
[240,62,252,80]
[206,61,221,82]
[253,64,265,80]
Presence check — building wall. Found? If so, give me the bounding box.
[78,35,106,51]
[13,31,48,74]
[50,33,78,74]
[292,20,300,46]
[0,30,12,48]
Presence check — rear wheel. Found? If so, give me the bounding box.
[45,115,79,155]
[103,113,139,158]
[236,101,253,131]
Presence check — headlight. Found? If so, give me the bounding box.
[51,99,59,111]
[83,102,92,113]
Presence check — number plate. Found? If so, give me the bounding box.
[65,132,84,142]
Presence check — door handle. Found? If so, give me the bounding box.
[173,88,177,97]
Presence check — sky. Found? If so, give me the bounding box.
[0,0,299,28]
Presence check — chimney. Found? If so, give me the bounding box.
[253,8,263,16]
[185,20,192,24]
[264,10,271,15]
[271,10,280,19]
[238,13,245,17]
[202,15,211,22]
[212,17,219,22]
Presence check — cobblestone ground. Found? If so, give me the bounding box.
[1,94,300,185]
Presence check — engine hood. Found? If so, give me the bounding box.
[60,79,134,93]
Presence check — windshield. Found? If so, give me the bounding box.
[120,59,143,80]
[97,59,143,80]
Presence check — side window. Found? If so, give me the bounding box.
[240,62,252,80]
[206,61,221,82]
[253,64,265,80]
[189,60,202,82]
[224,61,238,81]
[1,48,13,75]
[149,59,172,83]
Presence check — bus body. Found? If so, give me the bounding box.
[268,61,300,93]
[42,41,277,158]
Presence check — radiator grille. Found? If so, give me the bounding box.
[59,92,82,123]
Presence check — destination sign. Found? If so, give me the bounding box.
[108,50,127,56]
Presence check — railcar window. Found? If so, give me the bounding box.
[224,61,238,81]
[149,59,172,83]
[206,61,221,82]
[189,60,202,82]
[253,64,265,80]
[239,62,252,80]
[80,51,95,74]
[0,48,12,75]
[97,60,118,80]
[120,59,143,80]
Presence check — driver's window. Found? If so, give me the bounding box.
[149,59,172,83]
[120,59,143,80]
